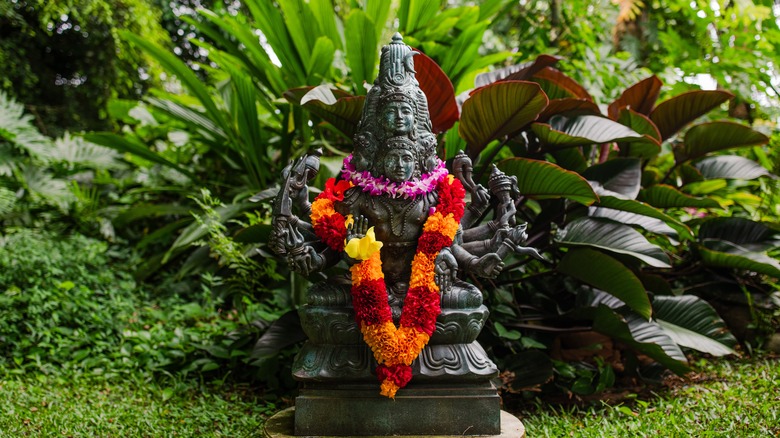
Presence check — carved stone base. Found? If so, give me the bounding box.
[293,341,498,382]
[263,407,525,437]
[293,382,501,436]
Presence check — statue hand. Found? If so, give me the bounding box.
[434,247,457,293]
[346,215,369,241]
[471,253,504,279]
[289,246,324,276]
[472,184,490,210]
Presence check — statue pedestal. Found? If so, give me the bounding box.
[295,382,499,436]
[263,406,525,438]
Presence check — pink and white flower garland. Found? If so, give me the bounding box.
[341,154,448,198]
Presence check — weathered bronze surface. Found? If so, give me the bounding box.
[270,33,537,437]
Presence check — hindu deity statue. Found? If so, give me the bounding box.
[269,33,535,436]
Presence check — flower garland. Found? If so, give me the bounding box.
[310,173,465,398]
[341,154,448,198]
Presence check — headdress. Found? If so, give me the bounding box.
[352,33,437,175]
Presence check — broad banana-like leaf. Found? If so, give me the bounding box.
[608,75,662,119]
[583,158,642,199]
[538,98,601,123]
[460,81,548,157]
[474,54,561,87]
[638,184,720,208]
[497,158,598,205]
[413,50,459,133]
[285,86,365,139]
[558,248,652,319]
[531,67,593,100]
[345,10,378,94]
[533,115,645,150]
[550,148,588,173]
[698,240,780,278]
[593,196,692,240]
[649,90,733,141]
[653,295,737,356]
[592,306,689,375]
[695,155,774,180]
[441,20,489,84]
[616,108,662,158]
[699,217,780,250]
[677,121,770,163]
[556,217,671,268]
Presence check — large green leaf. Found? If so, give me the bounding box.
[608,75,662,119]
[398,0,441,34]
[121,32,231,139]
[363,0,392,42]
[441,19,489,83]
[413,50,458,134]
[146,97,227,144]
[306,37,336,82]
[277,0,320,64]
[593,196,693,240]
[497,158,597,205]
[531,67,592,100]
[538,98,600,123]
[285,86,365,139]
[309,0,342,50]
[695,155,774,180]
[556,217,671,268]
[677,121,770,163]
[698,217,779,249]
[638,184,720,208]
[616,108,662,158]
[459,81,548,157]
[592,306,688,375]
[532,115,645,150]
[653,295,737,356]
[697,241,780,278]
[474,54,561,87]
[244,0,306,84]
[583,158,642,199]
[649,90,733,141]
[344,10,378,94]
[558,248,651,319]
[84,133,194,179]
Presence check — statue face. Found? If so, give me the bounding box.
[382,148,415,182]
[380,101,414,136]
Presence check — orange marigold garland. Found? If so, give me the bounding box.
[310,175,465,398]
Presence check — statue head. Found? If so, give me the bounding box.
[381,136,421,182]
[352,33,438,177]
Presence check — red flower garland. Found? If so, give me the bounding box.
[311,175,465,398]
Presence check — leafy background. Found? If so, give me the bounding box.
[1,0,779,401]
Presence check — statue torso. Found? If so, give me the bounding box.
[337,187,438,283]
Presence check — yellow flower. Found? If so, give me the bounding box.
[345,226,383,261]
[344,214,354,228]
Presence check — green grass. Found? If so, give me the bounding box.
[0,376,276,437]
[1,358,778,437]
[519,358,780,437]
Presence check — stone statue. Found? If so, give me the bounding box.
[269,33,536,436]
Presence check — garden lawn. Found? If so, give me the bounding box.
[0,376,276,437]
[1,358,777,437]
[519,357,780,437]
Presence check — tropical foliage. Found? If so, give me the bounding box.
[2,0,779,398]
